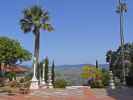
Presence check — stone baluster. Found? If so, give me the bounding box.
[48,66,53,89]
[30,57,39,89]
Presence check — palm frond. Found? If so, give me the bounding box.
[30,5,43,21]
[41,24,54,32]
[20,19,32,33]
[20,5,53,33]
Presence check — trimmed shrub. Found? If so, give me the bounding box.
[101,70,110,86]
[5,72,16,81]
[19,78,25,83]
[9,80,19,88]
[90,80,104,88]
[54,79,67,88]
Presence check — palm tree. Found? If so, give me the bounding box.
[20,5,53,65]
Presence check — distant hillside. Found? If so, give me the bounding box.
[20,63,109,85]
[55,63,109,85]
[55,63,109,70]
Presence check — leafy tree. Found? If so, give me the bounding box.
[81,65,105,87]
[52,60,55,84]
[20,5,53,67]
[81,65,102,81]
[81,65,109,87]
[44,57,49,83]
[101,68,110,86]
[106,43,133,80]
[0,37,32,65]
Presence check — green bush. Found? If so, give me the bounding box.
[9,80,19,88]
[101,70,110,86]
[19,75,31,89]
[19,78,25,83]
[5,72,16,81]
[54,79,67,88]
[90,80,104,88]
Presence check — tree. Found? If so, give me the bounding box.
[0,37,32,65]
[96,60,99,69]
[81,65,109,87]
[81,65,104,87]
[20,5,53,66]
[52,60,55,85]
[81,65,102,80]
[44,57,49,83]
[106,43,133,80]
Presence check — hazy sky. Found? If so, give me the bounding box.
[0,0,133,65]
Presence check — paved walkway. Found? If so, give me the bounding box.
[0,87,127,100]
[91,87,133,100]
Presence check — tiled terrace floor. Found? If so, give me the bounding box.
[0,87,132,100]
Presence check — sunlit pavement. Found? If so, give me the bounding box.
[0,87,118,100]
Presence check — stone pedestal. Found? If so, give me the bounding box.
[30,76,39,89]
[48,83,53,88]
[40,80,47,89]
[30,57,39,90]
[109,71,115,89]
[40,63,47,89]
[48,68,53,89]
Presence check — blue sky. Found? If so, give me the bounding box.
[0,0,133,65]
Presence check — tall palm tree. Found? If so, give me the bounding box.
[20,5,53,65]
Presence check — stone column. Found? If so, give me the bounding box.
[109,71,115,89]
[48,66,53,89]
[40,63,47,88]
[30,57,39,90]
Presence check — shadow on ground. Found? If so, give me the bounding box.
[106,87,133,100]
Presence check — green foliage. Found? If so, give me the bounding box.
[81,66,109,87]
[5,72,16,81]
[96,60,99,69]
[20,5,53,33]
[19,76,31,88]
[101,69,110,86]
[54,79,67,88]
[19,78,25,83]
[81,65,102,80]
[0,37,32,64]
[39,57,49,83]
[44,57,49,83]
[9,80,19,88]
[52,61,55,85]
[106,43,133,81]
[20,5,54,65]
[90,80,104,88]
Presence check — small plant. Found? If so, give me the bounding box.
[5,72,16,81]
[9,80,19,88]
[54,79,67,88]
[101,69,110,86]
[19,78,25,83]
[90,80,104,88]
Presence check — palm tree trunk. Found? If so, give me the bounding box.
[34,29,41,82]
[34,30,40,65]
